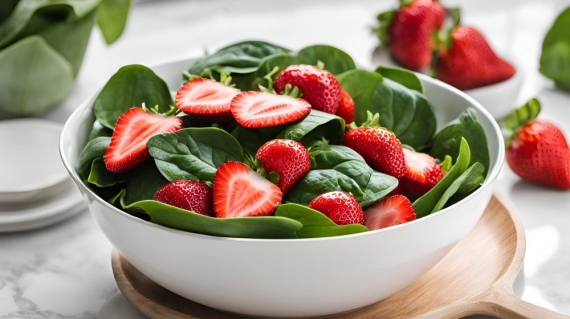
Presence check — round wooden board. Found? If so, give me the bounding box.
[111,195,568,319]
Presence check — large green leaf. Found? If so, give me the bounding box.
[76,136,111,180]
[275,203,368,238]
[127,200,302,239]
[540,6,570,91]
[275,110,346,147]
[0,36,74,116]
[122,160,168,207]
[94,64,173,129]
[375,66,424,93]
[0,0,19,22]
[87,157,131,187]
[286,143,397,207]
[337,69,436,150]
[147,128,245,182]
[96,0,132,45]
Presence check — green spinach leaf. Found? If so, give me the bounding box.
[413,138,471,218]
[94,64,173,129]
[88,120,113,140]
[77,136,111,180]
[96,0,132,45]
[375,66,424,93]
[126,200,302,239]
[122,160,168,207]
[337,69,436,150]
[432,162,484,212]
[275,203,368,238]
[430,109,490,175]
[275,110,346,146]
[147,127,245,182]
[540,6,570,90]
[286,143,397,207]
[87,158,131,187]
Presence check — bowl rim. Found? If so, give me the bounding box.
[59,57,505,243]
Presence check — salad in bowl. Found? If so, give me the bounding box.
[61,41,504,317]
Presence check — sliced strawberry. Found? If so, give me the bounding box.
[154,180,214,216]
[308,191,364,225]
[214,161,283,218]
[336,89,355,124]
[399,148,444,198]
[104,108,182,173]
[176,78,240,122]
[364,195,416,230]
[230,91,311,128]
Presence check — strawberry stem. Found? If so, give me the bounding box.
[501,98,542,146]
[316,60,325,70]
[373,10,396,46]
[219,72,236,87]
[361,111,381,127]
[282,84,303,99]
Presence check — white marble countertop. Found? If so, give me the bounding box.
[2,0,570,317]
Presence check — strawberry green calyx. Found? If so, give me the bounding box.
[430,7,460,77]
[245,152,282,185]
[258,66,303,98]
[347,111,380,130]
[316,60,325,70]
[373,10,396,46]
[142,104,179,117]
[501,98,542,147]
[399,0,415,7]
[219,72,236,87]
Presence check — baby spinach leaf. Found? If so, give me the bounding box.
[296,45,356,75]
[286,143,397,207]
[276,110,346,147]
[337,69,436,150]
[126,200,302,239]
[187,41,290,76]
[96,0,132,45]
[77,136,111,180]
[375,66,424,93]
[88,120,113,140]
[0,0,18,23]
[430,109,490,175]
[540,6,570,90]
[147,127,245,182]
[87,157,131,188]
[0,36,74,116]
[275,203,368,238]
[432,162,484,212]
[122,160,168,207]
[230,126,271,156]
[94,64,173,129]
[413,138,471,218]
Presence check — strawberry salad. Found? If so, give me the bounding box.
[77,41,490,239]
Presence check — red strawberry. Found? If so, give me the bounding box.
[230,91,311,128]
[336,89,355,124]
[213,161,283,218]
[342,118,406,179]
[377,0,445,70]
[308,191,364,225]
[104,108,182,173]
[176,77,240,122]
[256,139,311,194]
[154,180,214,216]
[399,148,444,198]
[507,120,570,189]
[435,26,516,90]
[364,195,416,230]
[274,65,341,114]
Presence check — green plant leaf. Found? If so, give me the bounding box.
[375,66,424,93]
[96,0,132,45]
[430,109,490,175]
[275,110,346,147]
[126,200,302,239]
[540,6,570,91]
[0,0,19,23]
[286,143,397,207]
[147,127,245,182]
[87,157,131,187]
[432,162,484,212]
[0,36,74,116]
[413,138,471,218]
[76,136,111,181]
[122,160,168,207]
[275,203,368,238]
[88,120,113,140]
[373,10,395,46]
[94,64,173,129]
[337,69,436,150]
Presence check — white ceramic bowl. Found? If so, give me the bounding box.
[60,58,504,318]
[463,67,524,121]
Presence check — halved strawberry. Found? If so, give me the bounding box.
[364,195,416,230]
[154,180,214,216]
[104,108,182,173]
[308,191,364,225]
[230,91,311,128]
[399,148,444,198]
[213,161,283,218]
[176,78,240,122]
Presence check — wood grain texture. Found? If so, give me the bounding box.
[112,195,569,319]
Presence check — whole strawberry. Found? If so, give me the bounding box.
[274,64,341,114]
[504,99,570,189]
[376,0,445,70]
[435,26,516,90]
[154,180,214,216]
[342,112,406,179]
[308,191,364,225]
[399,148,444,198]
[256,139,311,195]
[336,89,355,125]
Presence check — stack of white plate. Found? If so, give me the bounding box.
[0,119,85,232]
